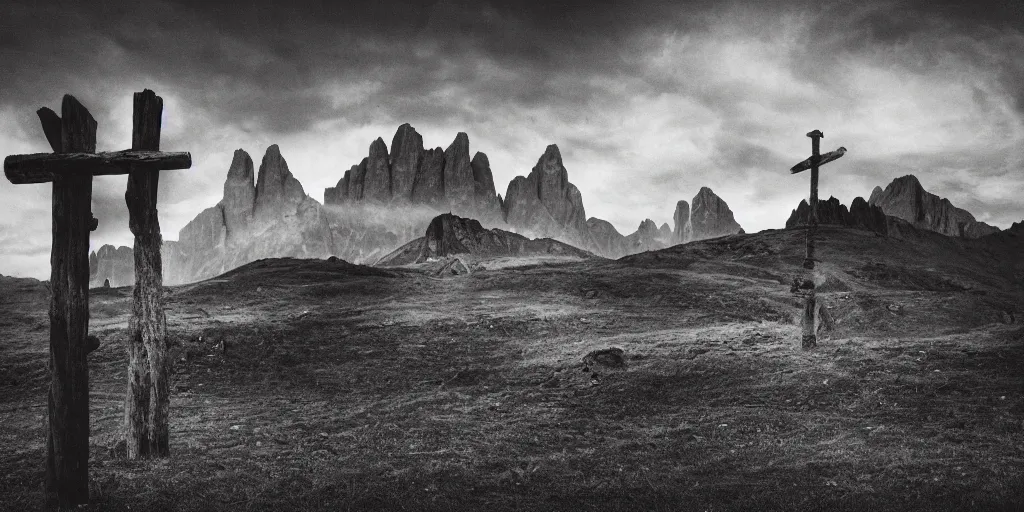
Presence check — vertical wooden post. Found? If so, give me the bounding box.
[802,130,822,349]
[46,94,96,508]
[124,89,170,457]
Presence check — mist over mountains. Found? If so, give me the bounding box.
[87,125,1013,288]
[87,125,746,287]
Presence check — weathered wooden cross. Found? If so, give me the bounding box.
[3,90,190,508]
[789,130,846,349]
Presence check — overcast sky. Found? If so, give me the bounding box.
[2,0,1022,278]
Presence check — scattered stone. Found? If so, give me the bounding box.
[791,278,814,293]
[685,347,710,360]
[438,257,471,277]
[583,347,626,369]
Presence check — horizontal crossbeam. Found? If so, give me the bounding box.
[789,146,847,174]
[4,150,191,184]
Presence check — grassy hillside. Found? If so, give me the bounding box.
[1,226,1021,511]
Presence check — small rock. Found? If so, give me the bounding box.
[790,278,814,293]
[583,347,626,369]
[230,425,241,430]
[685,348,710,360]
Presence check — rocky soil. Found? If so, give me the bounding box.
[3,224,1022,511]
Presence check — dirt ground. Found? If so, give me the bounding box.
[1,226,1022,511]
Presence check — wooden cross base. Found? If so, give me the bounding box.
[789,129,846,350]
[2,91,190,508]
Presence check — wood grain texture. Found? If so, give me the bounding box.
[789,147,846,174]
[45,94,94,508]
[125,89,171,458]
[4,150,191,184]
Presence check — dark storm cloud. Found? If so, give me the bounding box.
[0,0,716,135]
[798,0,1024,114]
[1,0,1022,278]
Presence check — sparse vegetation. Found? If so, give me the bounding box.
[1,227,1021,511]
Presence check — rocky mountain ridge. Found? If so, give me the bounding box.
[868,175,999,238]
[784,174,1003,240]
[785,196,890,235]
[89,125,746,286]
[376,213,592,267]
[683,187,745,243]
[324,125,502,222]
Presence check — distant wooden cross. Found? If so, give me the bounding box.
[3,91,190,508]
[789,130,846,349]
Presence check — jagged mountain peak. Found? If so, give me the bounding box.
[226,149,254,180]
[376,212,592,267]
[869,174,998,238]
[688,187,742,241]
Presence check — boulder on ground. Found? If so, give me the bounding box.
[437,257,471,277]
[583,347,626,370]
